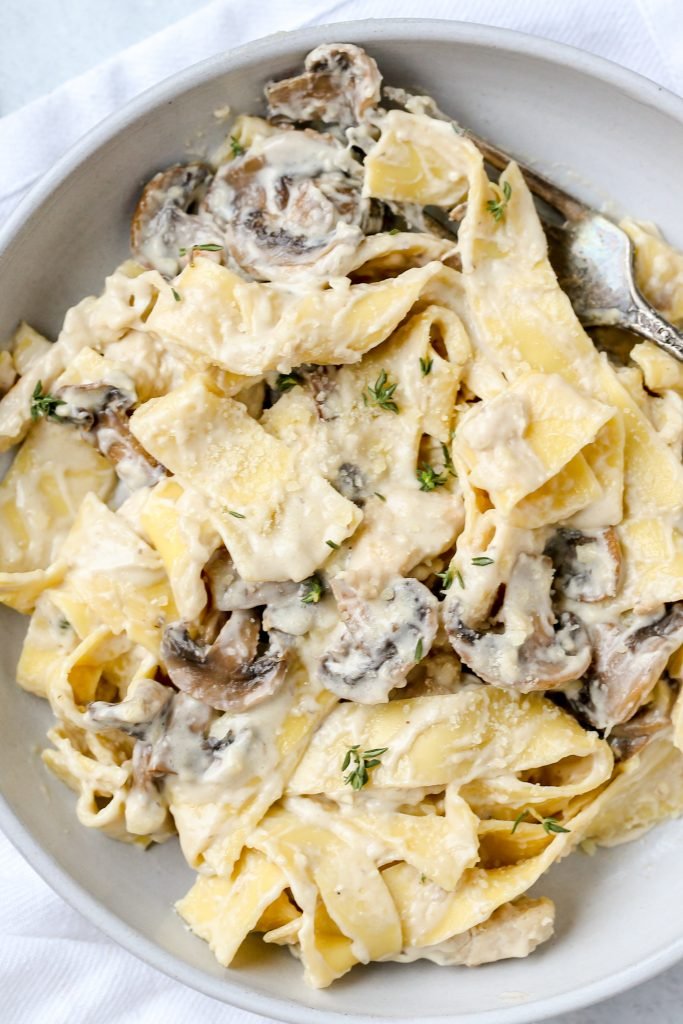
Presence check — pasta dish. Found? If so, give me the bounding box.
[3,43,683,988]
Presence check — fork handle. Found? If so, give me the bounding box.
[622,299,683,363]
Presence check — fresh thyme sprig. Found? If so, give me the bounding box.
[230,135,246,157]
[30,381,65,422]
[436,569,454,592]
[301,575,323,605]
[342,745,388,790]
[366,369,399,413]
[417,462,447,492]
[511,808,571,835]
[486,180,512,223]
[419,356,433,377]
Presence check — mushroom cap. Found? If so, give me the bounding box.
[202,129,371,282]
[265,43,382,129]
[445,553,592,692]
[161,612,291,712]
[130,162,215,276]
[318,576,439,703]
[53,381,165,490]
[574,604,683,730]
[545,527,622,603]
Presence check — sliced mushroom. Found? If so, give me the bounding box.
[131,162,216,276]
[607,680,675,761]
[161,611,290,712]
[202,129,374,281]
[572,604,683,730]
[545,527,622,603]
[55,381,165,489]
[265,43,382,129]
[333,462,367,506]
[87,677,173,739]
[445,554,592,692]
[205,549,317,636]
[318,576,438,703]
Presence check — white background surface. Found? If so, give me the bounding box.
[1,1,683,1023]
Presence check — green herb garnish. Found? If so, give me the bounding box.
[419,356,433,377]
[436,569,454,592]
[374,491,386,502]
[415,638,423,661]
[472,556,494,566]
[301,575,323,605]
[342,745,389,790]
[230,135,246,157]
[227,509,246,519]
[441,442,456,477]
[455,569,465,589]
[511,808,571,835]
[366,369,399,414]
[30,381,65,422]
[171,287,182,302]
[388,227,401,235]
[486,180,512,223]
[417,462,447,492]
[326,539,340,550]
[275,373,300,392]
[179,243,224,257]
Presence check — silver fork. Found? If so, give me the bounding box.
[453,125,683,361]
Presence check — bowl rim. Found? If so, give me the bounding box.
[2,17,683,1024]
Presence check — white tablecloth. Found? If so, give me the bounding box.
[1,2,683,1022]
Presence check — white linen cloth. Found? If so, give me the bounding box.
[1,2,683,1022]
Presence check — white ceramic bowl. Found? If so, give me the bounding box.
[2,19,683,1024]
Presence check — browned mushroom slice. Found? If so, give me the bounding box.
[318,577,439,703]
[607,681,675,761]
[130,162,215,276]
[265,43,382,129]
[202,130,372,280]
[161,612,290,712]
[445,554,592,692]
[545,527,622,602]
[574,605,683,730]
[55,382,165,489]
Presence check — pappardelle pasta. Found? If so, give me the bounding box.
[3,43,683,988]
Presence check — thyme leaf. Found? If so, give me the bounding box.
[342,745,388,790]
[511,808,571,835]
[419,356,433,377]
[30,381,65,422]
[366,369,399,414]
[486,180,512,223]
[230,135,246,157]
[275,373,300,392]
[436,569,454,592]
[471,556,494,566]
[415,638,423,661]
[417,462,447,492]
[301,575,323,605]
